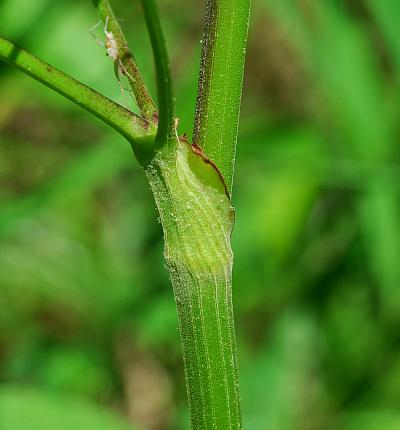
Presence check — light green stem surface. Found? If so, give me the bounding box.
[146,140,241,429]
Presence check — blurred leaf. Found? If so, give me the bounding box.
[0,385,138,430]
[332,411,400,430]
[0,137,133,235]
[264,0,400,326]
[322,280,384,400]
[37,348,112,398]
[241,310,327,430]
[367,0,400,71]
[134,295,178,347]
[0,0,51,40]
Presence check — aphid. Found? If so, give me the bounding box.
[90,16,135,102]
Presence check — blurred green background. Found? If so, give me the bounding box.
[1,0,400,429]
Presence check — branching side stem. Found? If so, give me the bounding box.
[0,36,151,145]
[140,0,175,144]
[92,0,158,123]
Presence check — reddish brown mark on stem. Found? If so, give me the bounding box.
[179,134,230,198]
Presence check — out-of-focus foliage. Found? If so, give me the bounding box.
[0,385,138,430]
[1,0,400,429]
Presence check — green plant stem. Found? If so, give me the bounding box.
[141,0,175,143]
[193,0,251,192]
[0,1,248,426]
[0,36,153,146]
[92,0,158,123]
[146,141,242,430]
[140,1,242,427]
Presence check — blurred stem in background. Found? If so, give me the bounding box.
[0,0,251,428]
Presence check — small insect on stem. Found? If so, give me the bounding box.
[89,16,136,104]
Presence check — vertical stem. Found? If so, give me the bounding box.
[145,141,242,429]
[172,264,241,429]
[193,0,251,192]
[141,1,248,427]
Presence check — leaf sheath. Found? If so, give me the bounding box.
[145,140,242,429]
